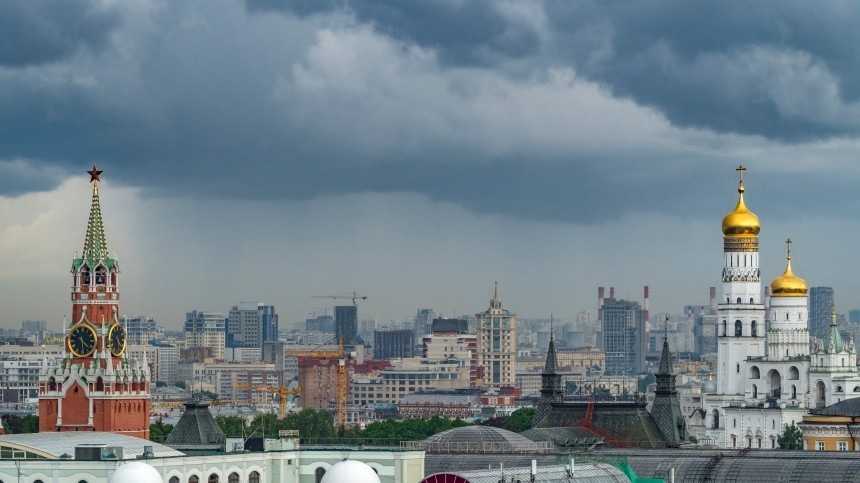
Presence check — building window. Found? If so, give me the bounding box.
[249,472,259,483]
[208,474,218,483]
[735,320,742,336]
[189,477,199,483]
[817,441,825,451]
[838,441,848,451]
[751,320,757,337]
[315,468,326,483]
[732,436,737,447]
[733,418,737,428]
[170,478,180,483]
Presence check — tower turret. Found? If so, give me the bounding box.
[39,166,150,438]
[717,165,766,395]
[767,239,810,359]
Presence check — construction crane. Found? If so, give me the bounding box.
[311,292,368,306]
[287,336,351,431]
[234,382,302,417]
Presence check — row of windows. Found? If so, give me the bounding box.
[169,471,259,483]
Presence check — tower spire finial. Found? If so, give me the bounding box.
[550,314,554,341]
[736,164,746,193]
[494,281,498,300]
[82,165,109,262]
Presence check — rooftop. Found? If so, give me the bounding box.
[0,432,184,460]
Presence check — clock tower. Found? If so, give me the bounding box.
[39,166,151,438]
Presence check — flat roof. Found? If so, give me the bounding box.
[0,432,185,460]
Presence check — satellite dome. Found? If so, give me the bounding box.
[321,460,381,483]
[109,462,162,483]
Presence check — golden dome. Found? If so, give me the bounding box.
[771,239,807,297]
[721,184,760,237]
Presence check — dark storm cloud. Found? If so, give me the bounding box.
[245,0,542,66]
[248,0,860,141]
[0,0,122,67]
[1,0,859,227]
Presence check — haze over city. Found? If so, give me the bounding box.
[3,1,860,329]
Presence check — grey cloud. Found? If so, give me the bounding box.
[245,0,542,66]
[247,0,860,140]
[0,0,122,67]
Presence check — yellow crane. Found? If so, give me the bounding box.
[287,336,350,430]
[234,382,302,418]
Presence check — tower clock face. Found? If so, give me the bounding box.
[108,323,127,356]
[69,324,97,357]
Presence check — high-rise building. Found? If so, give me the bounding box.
[601,298,647,375]
[185,310,227,360]
[422,318,479,386]
[122,315,159,345]
[306,314,334,333]
[373,330,414,360]
[38,166,151,438]
[850,310,860,324]
[227,302,278,349]
[335,305,359,348]
[810,287,835,340]
[414,309,436,340]
[476,283,517,390]
[20,320,46,333]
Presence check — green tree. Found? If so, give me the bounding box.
[216,415,249,437]
[149,418,174,443]
[21,414,38,433]
[361,417,468,444]
[777,422,803,450]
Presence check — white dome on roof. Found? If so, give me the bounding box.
[321,460,380,483]
[109,462,161,483]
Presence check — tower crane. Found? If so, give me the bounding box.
[311,292,368,305]
[234,382,302,418]
[287,335,352,431]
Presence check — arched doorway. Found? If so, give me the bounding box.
[712,409,720,429]
[816,381,826,408]
[768,369,782,398]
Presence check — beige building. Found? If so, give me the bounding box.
[185,310,227,360]
[350,358,470,406]
[476,284,517,390]
[177,360,283,404]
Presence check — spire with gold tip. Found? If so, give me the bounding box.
[771,239,808,297]
[721,165,761,237]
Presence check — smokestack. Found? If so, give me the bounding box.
[709,287,717,315]
[610,286,615,300]
[644,285,651,352]
[644,286,650,328]
[598,287,605,323]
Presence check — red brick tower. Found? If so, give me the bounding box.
[39,166,151,439]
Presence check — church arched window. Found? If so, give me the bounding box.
[228,474,239,483]
[188,476,199,483]
[735,320,742,337]
[208,474,218,483]
[737,297,742,304]
[722,320,727,336]
[791,385,797,399]
[170,478,179,483]
[81,266,90,285]
[751,321,757,337]
[314,468,326,483]
[749,298,754,304]
[249,472,260,483]
[752,384,758,398]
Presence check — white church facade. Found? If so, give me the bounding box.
[694,166,860,449]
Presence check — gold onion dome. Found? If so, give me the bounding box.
[721,183,760,237]
[771,239,807,297]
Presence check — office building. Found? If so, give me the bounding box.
[122,315,159,345]
[849,310,860,324]
[306,314,334,333]
[601,298,647,375]
[335,305,359,347]
[414,308,436,340]
[227,302,278,349]
[810,287,835,340]
[476,284,517,390]
[185,310,227,360]
[374,329,414,360]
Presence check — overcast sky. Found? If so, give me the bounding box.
[3,0,860,330]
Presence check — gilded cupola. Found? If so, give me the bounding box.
[770,239,808,297]
[721,166,760,238]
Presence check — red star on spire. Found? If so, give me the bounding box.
[87,164,103,183]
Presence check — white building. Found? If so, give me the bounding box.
[0,432,424,483]
[695,168,860,449]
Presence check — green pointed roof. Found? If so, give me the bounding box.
[657,337,673,375]
[543,334,558,375]
[72,168,117,271]
[826,323,844,353]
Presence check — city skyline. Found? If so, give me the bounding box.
[2,2,860,328]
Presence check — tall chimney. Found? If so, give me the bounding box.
[598,287,605,322]
[610,286,615,300]
[709,287,717,315]
[644,286,650,328]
